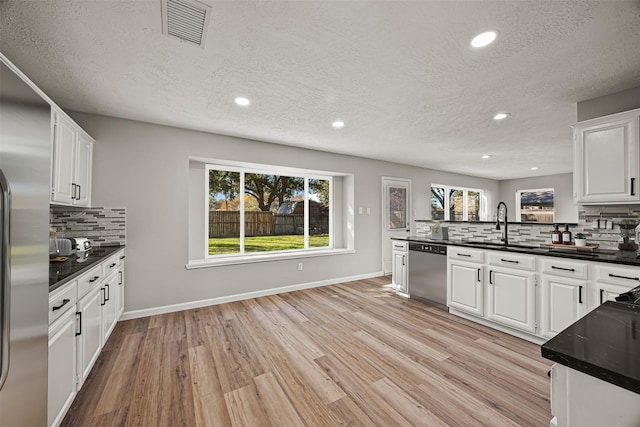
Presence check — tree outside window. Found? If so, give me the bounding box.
[207,166,331,256]
[431,185,484,221]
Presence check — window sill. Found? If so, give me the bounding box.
[185,248,356,269]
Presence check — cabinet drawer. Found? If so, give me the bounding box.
[102,254,119,278]
[540,258,588,280]
[449,246,484,263]
[49,280,77,325]
[77,265,102,299]
[595,264,640,287]
[487,251,536,271]
[116,249,126,266]
[392,241,408,252]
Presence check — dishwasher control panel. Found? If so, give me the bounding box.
[409,243,447,255]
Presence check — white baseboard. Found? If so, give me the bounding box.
[448,308,546,345]
[120,271,384,320]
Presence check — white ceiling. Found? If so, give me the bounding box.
[2,0,639,180]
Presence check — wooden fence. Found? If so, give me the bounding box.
[209,211,328,237]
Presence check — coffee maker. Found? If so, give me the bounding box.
[617,219,639,258]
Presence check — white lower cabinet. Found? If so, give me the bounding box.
[487,266,536,333]
[551,364,640,427]
[101,271,119,343]
[448,261,483,316]
[76,286,102,387]
[392,241,408,293]
[48,249,126,426]
[48,307,77,427]
[540,275,587,339]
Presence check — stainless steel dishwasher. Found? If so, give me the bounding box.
[408,243,448,309]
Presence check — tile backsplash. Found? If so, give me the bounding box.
[51,206,126,247]
[417,204,640,251]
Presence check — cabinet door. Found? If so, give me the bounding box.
[574,112,639,203]
[51,113,77,205]
[448,261,483,316]
[76,286,102,387]
[116,262,125,317]
[590,282,632,311]
[392,251,407,293]
[74,132,92,206]
[487,267,536,333]
[48,309,77,427]
[541,275,586,339]
[101,276,118,343]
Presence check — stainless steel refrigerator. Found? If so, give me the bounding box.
[0,56,50,426]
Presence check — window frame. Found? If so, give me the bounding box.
[430,184,486,221]
[204,163,334,259]
[515,187,555,224]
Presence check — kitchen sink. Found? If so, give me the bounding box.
[463,241,541,250]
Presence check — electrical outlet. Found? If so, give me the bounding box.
[297,262,303,271]
[366,207,371,214]
[358,207,363,214]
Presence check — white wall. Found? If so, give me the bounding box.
[70,112,499,313]
[498,173,578,224]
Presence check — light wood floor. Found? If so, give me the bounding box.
[62,276,552,426]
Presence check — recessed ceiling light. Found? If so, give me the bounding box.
[234,97,250,106]
[530,167,539,171]
[332,120,345,128]
[493,112,511,120]
[471,31,498,48]
[481,155,492,159]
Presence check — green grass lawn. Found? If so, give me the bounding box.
[208,234,329,255]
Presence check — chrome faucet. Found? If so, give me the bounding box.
[496,201,508,245]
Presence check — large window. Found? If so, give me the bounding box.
[207,165,331,257]
[431,185,484,221]
[516,188,554,223]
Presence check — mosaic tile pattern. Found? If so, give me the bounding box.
[50,206,126,247]
[417,204,640,250]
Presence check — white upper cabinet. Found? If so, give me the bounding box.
[51,109,93,206]
[573,108,640,204]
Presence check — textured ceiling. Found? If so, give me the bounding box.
[2,0,640,180]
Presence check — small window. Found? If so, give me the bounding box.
[431,185,485,221]
[516,188,554,223]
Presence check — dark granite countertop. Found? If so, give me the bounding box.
[49,245,124,292]
[541,301,640,394]
[393,236,640,267]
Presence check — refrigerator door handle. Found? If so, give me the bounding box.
[0,169,11,390]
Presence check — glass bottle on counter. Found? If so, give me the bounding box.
[551,224,561,244]
[562,224,572,245]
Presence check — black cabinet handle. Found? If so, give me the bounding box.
[578,286,583,304]
[489,270,494,284]
[501,258,519,264]
[457,253,471,257]
[105,284,110,302]
[77,184,81,200]
[101,288,106,306]
[71,183,77,199]
[75,311,82,336]
[632,178,636,196]
[552,266,575,272]
[52,299,71,311]
[600,289,604,304]
[119,255,126,260]
[609,273,640,281]
[109,263,116,268]
[477,268,481,282]
[119,271,123,285]
[89,275,100,283]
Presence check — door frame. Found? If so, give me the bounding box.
[381,176,412,274]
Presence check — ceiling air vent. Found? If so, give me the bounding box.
[161,0,212,48]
